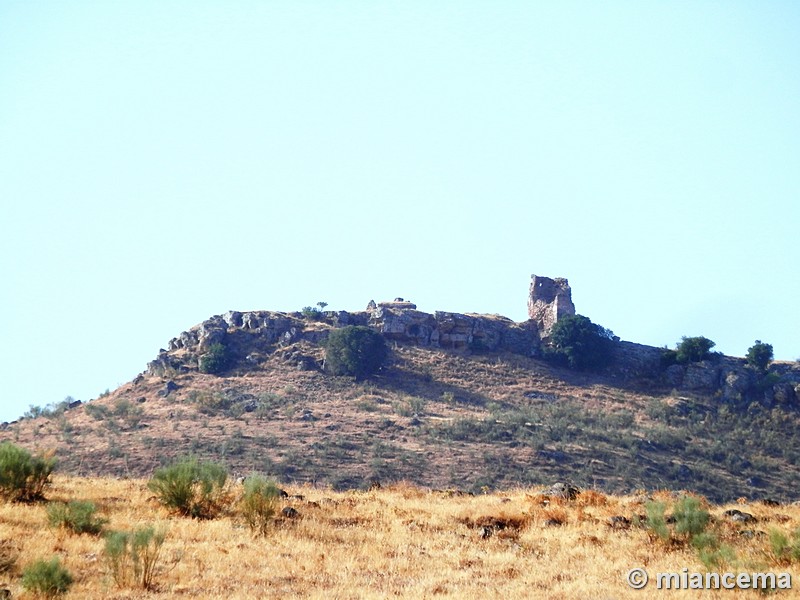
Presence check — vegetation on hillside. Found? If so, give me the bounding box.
[198,342,230,375]
[324,325,388,379]
[543,314,616,371]
[0,441,56,502]
[662,335,718,366]
[1,474,799,598]
[746,340,774,373]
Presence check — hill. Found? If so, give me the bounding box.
[2,275,800,502]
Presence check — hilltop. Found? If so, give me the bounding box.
[3,275,800,502]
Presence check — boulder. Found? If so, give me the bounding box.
[541,482,580,500]
[772,383,797,405]
[369,308,437,344]
[223,311,243,328]
[197,317,227,352]
[722,368,756,402]
[683,362,721,391]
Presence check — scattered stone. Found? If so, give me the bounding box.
[760,498,781,507]
[281,506,299,518]
[68,399,82,409]
[479,526,493,539]
[543,518,563,527]
[158,380,179,397]
[608,516,631,530]
[541,482,580,500]
[723,509,756,524]
[136,397,147,403]
[738,530,766,539]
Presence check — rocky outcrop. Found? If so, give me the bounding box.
[528,275,575,337]
[658,353,800,407]
[145,274,800,410]
[149,299,545,375]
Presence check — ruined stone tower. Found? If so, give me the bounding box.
[527,274,575,336]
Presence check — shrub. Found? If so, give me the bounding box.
[47,500,107,535]
[104,526,167,589]
[301,306,322,320]
[147,457,228,518]
[21,557,73,598]
[769,528,800,564]
[240,475,282,536]
[746,340,774,373]
[0,442,56,502]
[675,336,715,364]
[544,314,616,371]
[644,500,670,543]
[198,342,230,374]
[324,325,388,380]
[672,496,709,539]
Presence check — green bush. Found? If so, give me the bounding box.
[0,442,56,502]
[147,457,228,518]
[769,528,800,564]
[672,496,710,539]
[104,526,167,589]
[746,340,774,373]
[645,496,710,543]
[301,306,322,320]
[324,326,388,380]
[47,500,107,535]
[544,314,616,371]
[675,336,716,364]
[21,557,73,598]
[645,500,670,543]
[198,342,230,374]
[240,475,282,536]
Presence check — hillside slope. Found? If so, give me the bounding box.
[3,328,800,503]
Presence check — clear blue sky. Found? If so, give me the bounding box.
[1,2,798,423]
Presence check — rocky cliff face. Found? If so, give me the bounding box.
[146,274,800,408]
[148,303,543,377]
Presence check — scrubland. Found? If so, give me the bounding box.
[2,476,800,599]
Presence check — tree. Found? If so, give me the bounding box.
[198,342,229,374]
[324,326,388,380]
[746,340,773,373]
[675,336,716,364]
[545,314,616,371]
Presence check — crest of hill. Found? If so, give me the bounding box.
[3,274,800,503]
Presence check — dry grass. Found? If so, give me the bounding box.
[1,477,799,598]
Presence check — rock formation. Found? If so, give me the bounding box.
[144,273,800,408]
[527,275,575,337]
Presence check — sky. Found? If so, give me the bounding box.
[1,1,798,423]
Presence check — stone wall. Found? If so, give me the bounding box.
[527,274,575,337]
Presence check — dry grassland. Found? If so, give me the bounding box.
[2,477,800,599]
